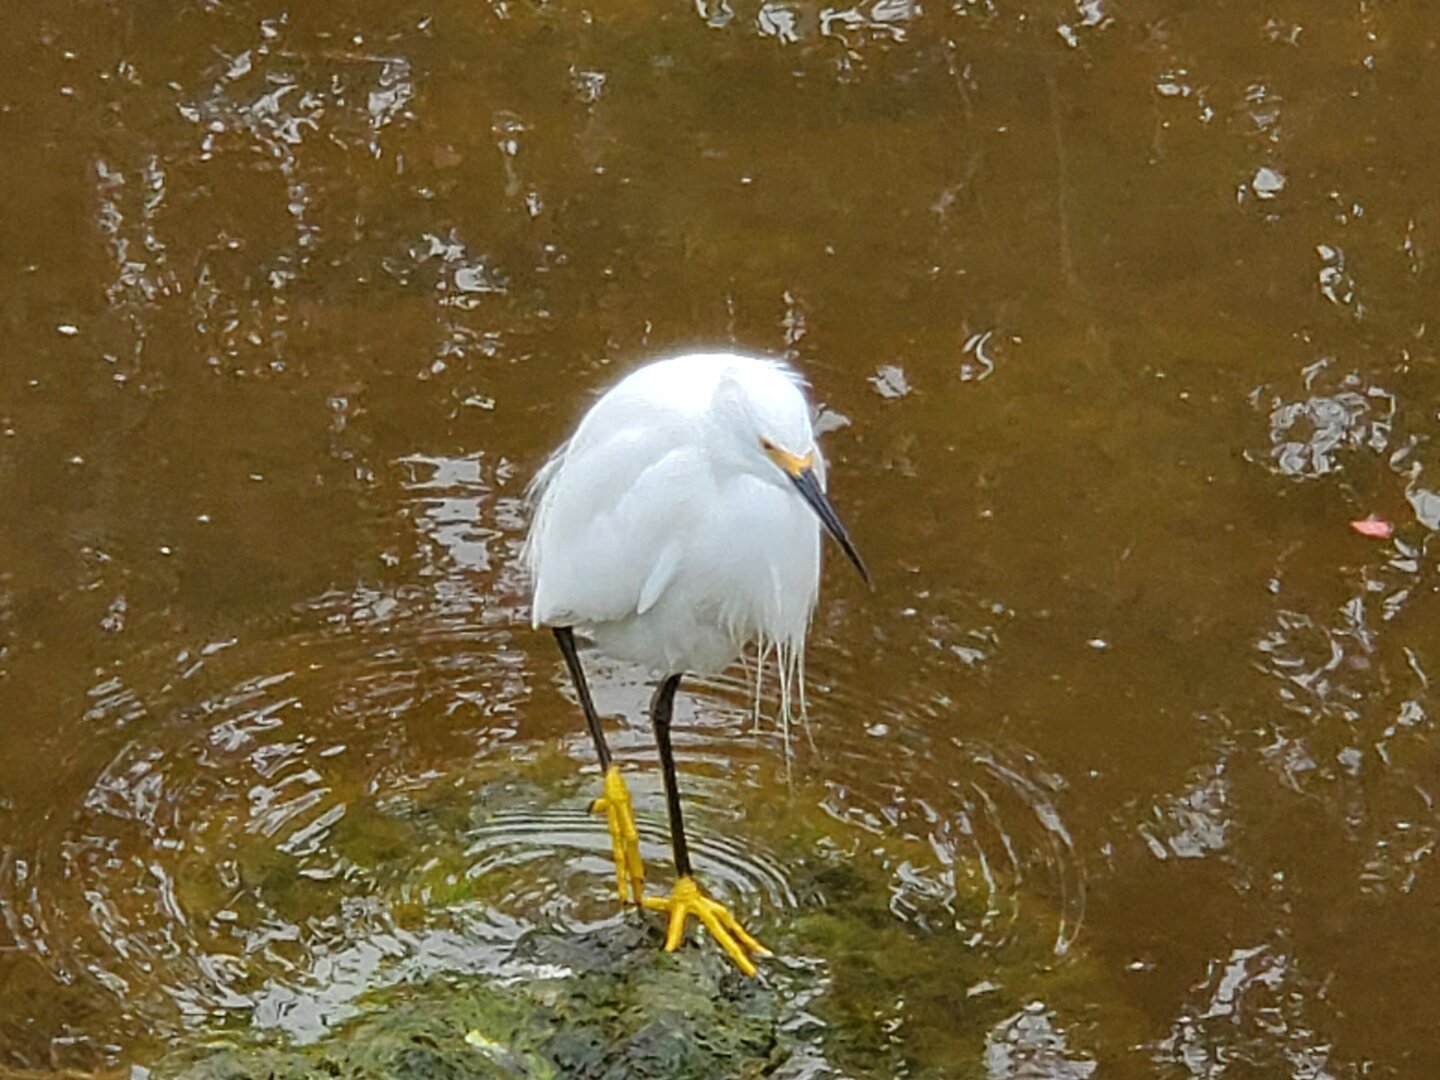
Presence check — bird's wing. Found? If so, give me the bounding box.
[637,539,683,615]
[528,426,711,628]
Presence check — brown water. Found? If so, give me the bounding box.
[3,0,1439,1075]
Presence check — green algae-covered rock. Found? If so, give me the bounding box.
[151,751,1142,1079]
[165,918,789,1080]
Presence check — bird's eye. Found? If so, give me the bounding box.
[759,437,776,451]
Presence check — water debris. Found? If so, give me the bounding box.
[1252,166,1286,199]
[959,329,999,382]
[1349,516,1394,539]
[869,364,911,399]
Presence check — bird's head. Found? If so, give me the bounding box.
[715,360,871,587]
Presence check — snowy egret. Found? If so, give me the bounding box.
[524,351,869,975]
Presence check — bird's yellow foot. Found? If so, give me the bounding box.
[591,765,645,905]
[641,875,770,976]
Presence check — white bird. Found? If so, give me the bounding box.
[524,351,869,975]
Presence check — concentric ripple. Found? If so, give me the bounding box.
[0,591,1088,1068]
[0,587,812,1059]
[694,657,1087,959]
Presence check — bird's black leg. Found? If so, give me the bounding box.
[555,626,644,904]
[641,672,769,973]
[553,626,612,771]
[649,673,690,877]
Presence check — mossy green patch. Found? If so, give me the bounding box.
[162,920,787,1080]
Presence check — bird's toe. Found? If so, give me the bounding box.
[592,765,645,905]
[641,875,767,977]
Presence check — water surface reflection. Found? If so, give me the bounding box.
[3,0,1440,1075]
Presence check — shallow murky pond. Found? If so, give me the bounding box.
[3,1,1440,1075]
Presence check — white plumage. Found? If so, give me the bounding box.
[525,351,863,710]
[521,350,868,975]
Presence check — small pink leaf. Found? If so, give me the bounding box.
[1349,516,1394,539]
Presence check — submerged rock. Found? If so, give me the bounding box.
[146,751,1134,1078]
[163,918,790,1080]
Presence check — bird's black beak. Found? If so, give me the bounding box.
[789,466,872,588]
